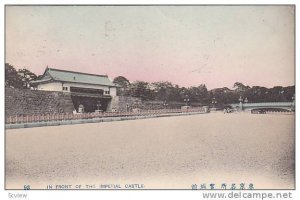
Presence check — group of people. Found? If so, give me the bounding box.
[223,107,234,114]
[73,104,85,114]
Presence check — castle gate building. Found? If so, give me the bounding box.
[31,67,118,112]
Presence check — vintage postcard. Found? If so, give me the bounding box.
[5,5,295,191]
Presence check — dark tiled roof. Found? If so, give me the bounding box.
[33,68,117,87]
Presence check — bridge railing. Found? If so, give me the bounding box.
[5,107,207,124]
[231,102,293,107]
[264,110,294,114]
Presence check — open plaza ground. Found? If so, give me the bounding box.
[5,112,294,189]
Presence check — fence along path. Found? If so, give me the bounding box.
[6,107,206,124]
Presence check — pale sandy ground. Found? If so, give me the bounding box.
[5,113,294,189]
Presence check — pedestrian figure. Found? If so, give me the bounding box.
[78,104,84,113]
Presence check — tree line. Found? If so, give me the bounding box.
[5,63,38,89]
[113,76,295,105]
[5,63,295,106]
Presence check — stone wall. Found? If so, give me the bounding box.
[109,97,205,111]
[141,101,181,110]
[5,88,206,116]
[5,88,75,116]
[109,96,142,111]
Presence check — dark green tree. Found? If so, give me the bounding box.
[151,81,175,101]
[113,76,131,96]
[5,63,23,88]
[18,68,38,88]
[233,82,250,93]
[130,81,153,100]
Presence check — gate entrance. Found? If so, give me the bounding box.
[71,94,111,113]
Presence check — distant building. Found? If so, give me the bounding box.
[31,67,119,112]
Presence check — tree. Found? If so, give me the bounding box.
[113,76,131,96]
[284,86,295,102]
[179,87,189,101]
[187,84,209,103]
[5,63,23,88]
[18,68,37,89]
[233,82,250,93]
[130,81,153,100]
[243,86,269,103]
[211,87,238,105]
[113,76,130,88]
[151,81,175,101]
[268,86,286,102]
[168,84,182,102]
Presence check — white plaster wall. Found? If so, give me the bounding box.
[109,87,117,97]
[37,81,117,96]
[37,82,62,91]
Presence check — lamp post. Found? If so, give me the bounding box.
[238,96,248,111]
[212,97,217,108]
[279,89,285,101]
[292,94,295,111]
[239,96,243,111]
[239,96,243,103]
[184,95,190,106]
[96,101,101,111]
[163,100,168,109]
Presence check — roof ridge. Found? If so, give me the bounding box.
[48,67,108,78]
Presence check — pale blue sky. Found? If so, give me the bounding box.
[6,6,294,89]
